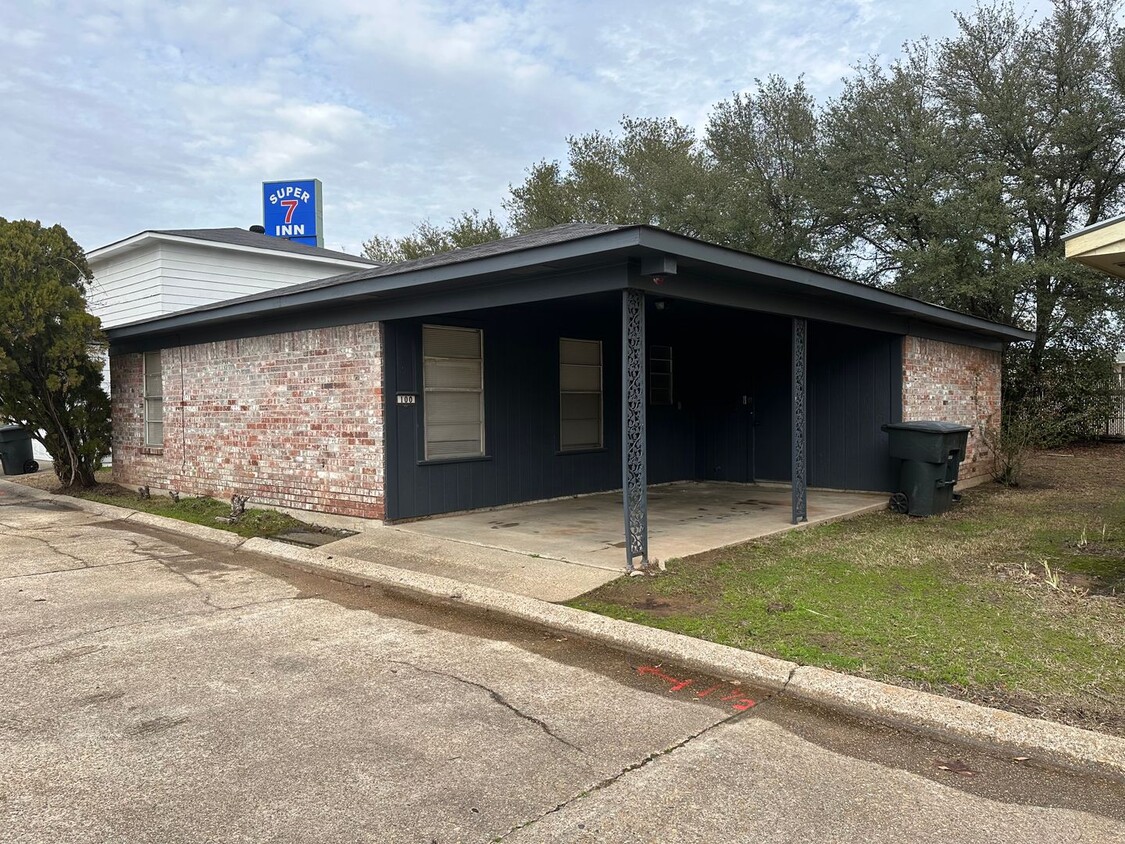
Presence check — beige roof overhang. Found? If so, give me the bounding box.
[1064,213,1125,280]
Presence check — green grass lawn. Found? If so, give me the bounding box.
[570,444,1125,735]
[71,482,312,540]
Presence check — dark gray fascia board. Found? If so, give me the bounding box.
[643,273,1003,350]
[106,224,1033,344]
[106,229,647,342]
[631,228,1034,343]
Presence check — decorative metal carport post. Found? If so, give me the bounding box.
[622,288,649,571]
[792,317,808,524]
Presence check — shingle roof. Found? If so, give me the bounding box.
[153,222,627,313]
[263,221,624,291]
[360,221,626,278]
[106,221,1034,343]
[153,227,378,264]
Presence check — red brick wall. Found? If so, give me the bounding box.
[111,323,385,519]
[901,336,1001,481]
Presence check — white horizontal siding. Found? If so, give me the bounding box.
[154,243,362,313]
[88,244,164,328]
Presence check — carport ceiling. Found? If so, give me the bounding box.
[1064,213,1125,280]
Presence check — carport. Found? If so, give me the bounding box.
[381,228,1006,572]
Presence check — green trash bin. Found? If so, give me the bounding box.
[0,425,39,476]
[882,421,971,516]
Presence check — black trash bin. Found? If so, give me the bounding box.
[882,421,971,516]
[0,425,39,476]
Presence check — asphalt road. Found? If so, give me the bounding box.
[2,484,1124,843]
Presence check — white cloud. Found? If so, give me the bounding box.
[0,0,987,255]
[1,28,45,48]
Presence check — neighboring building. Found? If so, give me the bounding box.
[87,227,377,330]
[1064,216,1125,437]
[1063,212,1125,283]
[25,227,376,465]
[105,223,1033,570]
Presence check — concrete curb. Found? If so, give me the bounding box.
[240,538,799,690]
[5,477,1124,783]
[124,510,247,547]
[785,668,1125,783]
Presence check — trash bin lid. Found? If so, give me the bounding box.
[0,424,23,432]
[882,420,972,434]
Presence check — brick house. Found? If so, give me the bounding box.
[106,223,1032,569]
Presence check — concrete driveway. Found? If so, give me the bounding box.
[2,485,1124,843]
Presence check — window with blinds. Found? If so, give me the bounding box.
[559,338,603,451]
[143,350,163,447]
[423,325,484,460]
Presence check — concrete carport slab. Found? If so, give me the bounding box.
[328,482,886,602]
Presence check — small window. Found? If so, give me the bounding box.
[423,325,484,459]
[650,345,673,405]
[143,350,163,447]
[560,338,603,451]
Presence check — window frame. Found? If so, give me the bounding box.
[142,350,163,448]
[558,337,604,452]
[649,344,673,406]
[422,324,486,461]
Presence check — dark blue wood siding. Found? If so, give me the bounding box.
[385,294,623,521]
[807,322,902,491]
[384,296,903,520]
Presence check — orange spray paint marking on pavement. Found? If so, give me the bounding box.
[636,665,757,713]
[637,665,680,684]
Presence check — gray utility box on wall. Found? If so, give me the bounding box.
[882,420,971,517]
[0,425,38,476]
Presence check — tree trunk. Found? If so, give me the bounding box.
[1030,273,1055,392]
[56,459,98,489]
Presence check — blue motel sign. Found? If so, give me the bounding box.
[262,179,323,247]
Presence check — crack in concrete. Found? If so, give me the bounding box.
[493,681,791,841]
[0,530,92,570]
[143,553,265,612]
[782,663,799,692]
[0,557,147,582]
[149,556,204,589]
[385,658,583,753]
[1,594,301,660]
[1,610,215,659]
[492,706,756,841]
[0,529,199,583]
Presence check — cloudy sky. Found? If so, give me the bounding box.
[2,0,985,256]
